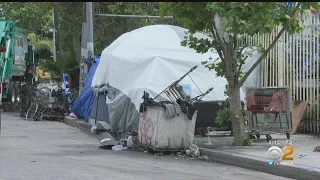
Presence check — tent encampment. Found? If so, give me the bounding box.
[71,56,100,120]
[91,25,261,135]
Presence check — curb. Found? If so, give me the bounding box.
[63,116,98,138]
[199,148,320,180]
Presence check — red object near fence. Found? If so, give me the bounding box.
[246,90,288,114]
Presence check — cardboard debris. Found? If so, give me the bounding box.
[291,101,308,134]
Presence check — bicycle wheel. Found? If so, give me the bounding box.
[26,102,39,121]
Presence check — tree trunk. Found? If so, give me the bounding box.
[228,85,246,146]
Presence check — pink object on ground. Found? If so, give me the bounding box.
[69,112,77,118]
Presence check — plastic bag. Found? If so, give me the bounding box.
[127,136,133,148]
[182,84,192,96]
[189,144,200,157]
[90,125,97,134]
[112,145,124,151]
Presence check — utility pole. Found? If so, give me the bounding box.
[86,2,94,63]
[79,3,88,94]
[52,7,56,61]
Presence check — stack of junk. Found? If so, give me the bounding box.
[70,25,262,151]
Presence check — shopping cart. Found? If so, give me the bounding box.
[246,87,291,142]
[153,66,213,113]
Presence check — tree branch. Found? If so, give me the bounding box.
[209,25,234,84]
[209,26,224,61]
[237,43,250,73]
[238,55,248,74]
[238,2,301,87]
[211,14,226,48]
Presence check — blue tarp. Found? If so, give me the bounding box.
[71,56,100,121]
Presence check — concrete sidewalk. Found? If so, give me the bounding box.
[194,133,320,180]
[64,116,320,180]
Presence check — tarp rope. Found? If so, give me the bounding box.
[188,74,203,94]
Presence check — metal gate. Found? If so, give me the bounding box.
[242,11,320,134]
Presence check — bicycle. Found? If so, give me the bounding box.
[26,74,54,120]
[26,86,51,121]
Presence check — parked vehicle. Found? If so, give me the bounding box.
[0,21,37,108]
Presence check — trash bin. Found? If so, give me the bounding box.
[138,105,197,151]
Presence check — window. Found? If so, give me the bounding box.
[19,37,23,47]
[15,37,24,47]
[15,37,19,46]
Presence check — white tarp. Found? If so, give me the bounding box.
[91,25,261,133]
[93,25,261,110]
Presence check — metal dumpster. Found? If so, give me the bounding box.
[138,105,197,151]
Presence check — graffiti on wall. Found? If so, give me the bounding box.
[140,112,154,139]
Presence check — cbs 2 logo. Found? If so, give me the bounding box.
[268,145,294,161]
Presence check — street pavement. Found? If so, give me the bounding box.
[0,112,293,180]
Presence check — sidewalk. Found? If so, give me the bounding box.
[64,116,320,180]
[194,133,320,180]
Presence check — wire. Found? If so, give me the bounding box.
[188,74,202,94]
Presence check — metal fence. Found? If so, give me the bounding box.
[242,11,320,134]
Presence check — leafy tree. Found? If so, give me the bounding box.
[0,2,82,76]
[27,32,52,61]
[161,2,319,145]
[40,53,77,82]
[50,2,82,58]
[1,2,180,84]
[0,2,52,38]
[27,33,52,51]
[93,2,182,54]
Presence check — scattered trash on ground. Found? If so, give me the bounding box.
[112,145,125,151]
[199,156,209,161]
[118,138,127,147]
[314,146,320,152]
[298,154,307,158]
[188,144,200,158]
[69,112,77,118]
[156,152,164,156]
[99,132,117,146]
[90,125,97,134]
[98,133,209,162]
[127,135,133,148]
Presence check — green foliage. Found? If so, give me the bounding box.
[0,2,83,77]
[27,33,52,52]
[215,107,231,125]
[215,107,248,125]
[93,2,182,54]
[1,2,182,74]
[162,2,317,84]
[160,2,318,145]
[0,2,52,37]
[39,53,77,82]
[52,2,82,48]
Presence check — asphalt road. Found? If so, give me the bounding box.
[0,112,293,180]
